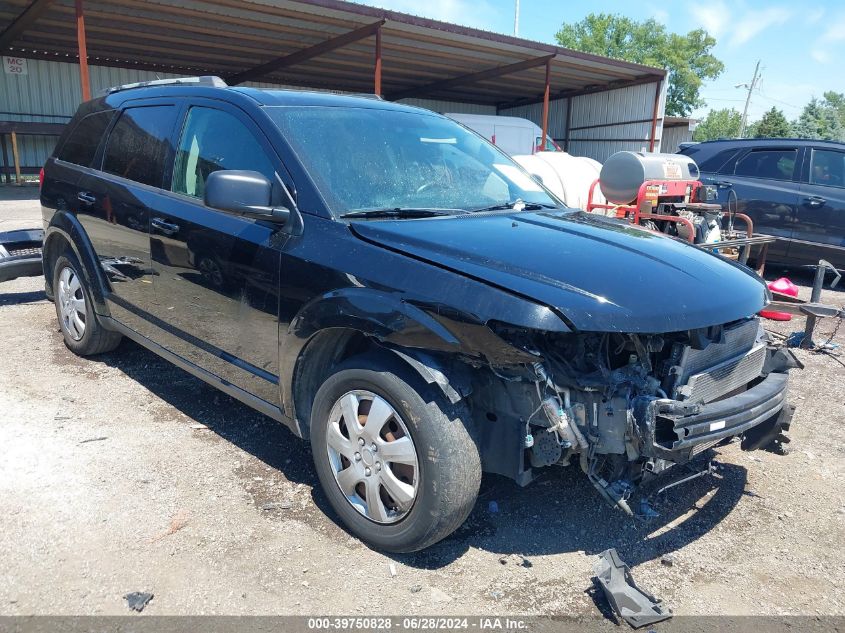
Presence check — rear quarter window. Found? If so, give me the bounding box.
[102,105,178,187]
[56,111,114,167]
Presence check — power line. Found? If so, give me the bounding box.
[754,91,801,110]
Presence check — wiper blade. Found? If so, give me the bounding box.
[340,207,462,219]
[470,200,559,213]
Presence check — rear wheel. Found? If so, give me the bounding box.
[310,354,480,552]
[53,252,122,355]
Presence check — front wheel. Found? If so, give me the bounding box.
[310,354,480,552]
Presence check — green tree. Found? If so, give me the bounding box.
[821,91,845,129]
[753,107,791,138]
[693,108,742,141]
[555,13,724,116]
[793,98,844,140]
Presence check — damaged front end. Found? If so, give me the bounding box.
[470,316,797,514]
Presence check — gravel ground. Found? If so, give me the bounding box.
[1,187,844,618]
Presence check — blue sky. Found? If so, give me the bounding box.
[357,0,845,122]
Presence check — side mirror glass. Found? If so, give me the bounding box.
[204,170,289,223]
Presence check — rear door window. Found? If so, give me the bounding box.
[102,105,178,187]
[809,148,845,187]
[56,111,114,167]
[171,106,275,199]
[734,148,798,181]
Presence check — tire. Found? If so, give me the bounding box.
[310,353,481,552]
[52,251,122,356]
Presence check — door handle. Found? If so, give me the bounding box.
[712,180,734,188]
[804,196,827,207]
[77,191,96,205]
[151,217,180,235]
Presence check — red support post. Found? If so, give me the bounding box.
[541,58,551,152]
[374,24,382,97]
[648,79,662,152]
[75,0,90,101]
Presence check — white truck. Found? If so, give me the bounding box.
[445,113,560,156]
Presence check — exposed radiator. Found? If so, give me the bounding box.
[672,319,764,403]
[683,343,767,404]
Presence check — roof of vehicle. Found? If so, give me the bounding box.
[685,138,845,149]
[234,87,429,112]
[90,77,437,116]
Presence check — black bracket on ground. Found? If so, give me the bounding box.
[593,548,673,628]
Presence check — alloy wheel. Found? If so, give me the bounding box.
[57,266,86,341]
[325,390,419,524]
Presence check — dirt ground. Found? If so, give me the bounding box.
[1,186,844,618]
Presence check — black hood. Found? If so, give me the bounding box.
[350,210,768,333]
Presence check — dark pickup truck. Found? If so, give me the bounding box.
[38,76,795,552]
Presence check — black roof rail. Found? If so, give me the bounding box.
[98,75,228,97]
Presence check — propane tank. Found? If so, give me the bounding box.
[599,151,700,205]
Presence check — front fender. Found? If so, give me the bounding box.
[43,211,111,316]
[279,287,542,429]
[289,287,462,353]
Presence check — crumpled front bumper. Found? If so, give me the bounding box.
[635,371,793,462]
[0,229,44,284]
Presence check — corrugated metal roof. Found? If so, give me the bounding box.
[0,0,664,106]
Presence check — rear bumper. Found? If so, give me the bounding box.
[0,229,44,283]
[635,371,791,462]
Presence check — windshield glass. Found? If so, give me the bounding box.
[266,106,560,215]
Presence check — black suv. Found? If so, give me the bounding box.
[679,138,845,270]
[41,77,795,552]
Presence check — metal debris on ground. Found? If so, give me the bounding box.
[124,591,153,612]
[593,548,672,628]
[78,436,108,444]
[260,501,293,511]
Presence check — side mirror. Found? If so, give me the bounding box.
[530,172,544,185]
[204,170,290,223]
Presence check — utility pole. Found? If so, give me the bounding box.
[514,0,520,36]
[737,60,761,138]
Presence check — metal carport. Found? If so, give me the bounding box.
[0,0,667,178]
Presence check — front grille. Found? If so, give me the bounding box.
[684,343,767,404]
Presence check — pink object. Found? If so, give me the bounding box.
[760,277,798,321]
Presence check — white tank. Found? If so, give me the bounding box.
[512,152,605,211]
[599,152,700,205]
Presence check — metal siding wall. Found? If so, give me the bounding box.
[566,82,663,162]
[0,57,493,170]
[0,60,181,169]
[0,59,297,170]
[499,82,664,161]
[398,98,496,115]
[661,125,692,153]
[2,57,666,169]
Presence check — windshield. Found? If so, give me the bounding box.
[266,106,560,215]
